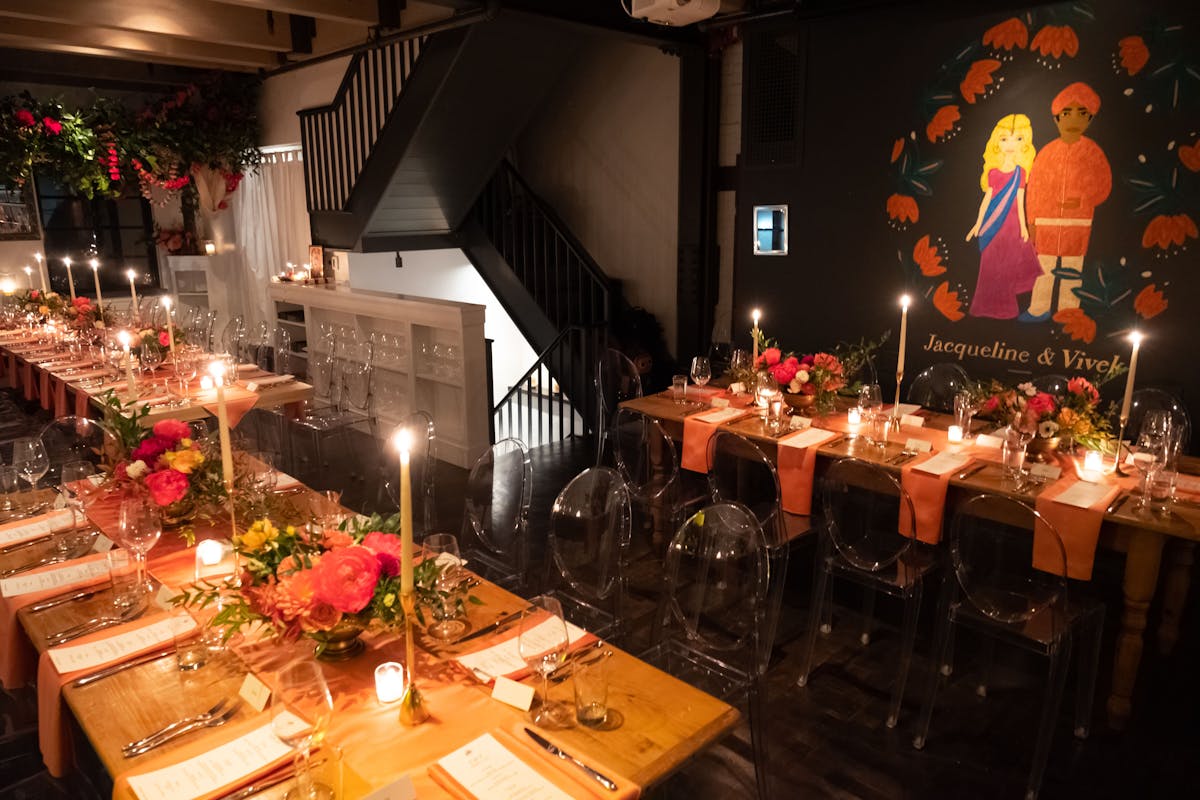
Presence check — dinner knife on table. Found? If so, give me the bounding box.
[524,727,618,792]
[448,607,529,646]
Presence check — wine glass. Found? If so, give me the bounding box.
[272,660,335,800]
[57,460,97,557]
[953,389,978,432]
[859,384,884,446]
[116,498,162,594]
[690,356,712,402]
[421,533,468,640]
[1132,411,1171,513]
[140,345,164,377]
[517,595,572,728]
[11,438,49,492]
[730,348,752,378]
[754,371,780,413]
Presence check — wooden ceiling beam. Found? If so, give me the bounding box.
[206,0,381,25]
[0,47,213,90]
[0,36,263,71]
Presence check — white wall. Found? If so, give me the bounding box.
[0,241,45,290]
[259,57,351,147]
[515,37,681,354]
[344,249,538,405]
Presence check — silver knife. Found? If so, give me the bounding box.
[70,647,175,688]
[450,607,530,646]
[956,462,988,481]
[524,727,618,792]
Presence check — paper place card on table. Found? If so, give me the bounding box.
[435,733,573,800]
[710,397,730,409]
[912,451,971,477]
[1173,474,1200,495]
[779,427,836,450]
[274,472,302,492]
[1053,481,1111,510]
[693,407,746,425]
[0,559,109,598]
[893,403,922,417]
[91,534,115,553]
[0,509,76,546]
[456,617,589,681]
[904,438,933,454]
[125,714,297,800]
[239,672,272,712]
[789,415,812,430]
[976,433,1004,449]
[243,374,295,392]
[491,676,535,711]
[48,615,195,674]
[1029,463,1062,480]
[900,414,926,429]
[362,775,417,800]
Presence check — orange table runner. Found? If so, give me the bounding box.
[1034,477,1121,581]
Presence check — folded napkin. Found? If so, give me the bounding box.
[66,368,111,383]
[429,727,640,800]
[1033,478,1120,580]
[681,407,749,473]
[201,386,258,428]
[238,374,295,392]
[778,428,839,516]
[455,614,595,683]
[38,611,184,776]
[898,452,973,545]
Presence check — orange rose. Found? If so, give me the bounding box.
[1134,284,1168,319]
[1117,36,1149,76]
[1142,214,1199,250]
[886,194,919,224]
[933,282,965,321]
[890,138,904,164]
[926,105,960,143]
[913,235,946,276]
[1030,25,1079,59]
[1053,308,1096,344]
[1178,140,1200,172]
[960,59,1001,104]
[982,17,1028,51]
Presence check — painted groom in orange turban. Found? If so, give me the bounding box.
[1021,82,1112,321]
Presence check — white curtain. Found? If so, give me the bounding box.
[231,148,309,332]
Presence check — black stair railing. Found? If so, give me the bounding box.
[299,36,426,213]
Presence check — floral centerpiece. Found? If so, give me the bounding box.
[138,323,186,355]
[63,296,111,330]
[15,289,65,319]
[173,513,479,659]
[757,348,847,414]
[977,375,1115,453]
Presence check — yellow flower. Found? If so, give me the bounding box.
[383,593,396,608]
[179,437,193,449]
[162,448,205,474]
[238,519,280,550]
[38,305,50,315]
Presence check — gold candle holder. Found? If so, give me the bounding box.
[399,591,429,725]
[892,370,904,420]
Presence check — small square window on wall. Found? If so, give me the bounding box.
[753,205,787,256]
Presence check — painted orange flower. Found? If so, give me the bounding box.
[982,17,1028,51]
[913,235,946,276]
[1179,140,1200,172]
[1141,214,1199,250]
[1030,25,1079,59]
[926,105,960,143]
[1053,308,1096,344]
[887,194,919,224]
[1117,36,1149,76]
[1134,284,1168,319]
[960,59,1001,104]
[890,138,904,163]
[933,282,964,321]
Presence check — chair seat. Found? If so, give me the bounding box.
[294,409,367,432]
[641,638,754,705]
[950,592,1104,650]
[827,542,939,593]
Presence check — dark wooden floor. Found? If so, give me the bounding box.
[3,395,1198,799]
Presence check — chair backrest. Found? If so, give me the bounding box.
[464,438,533,576]
[1128,387,1191,453]
[220,314,246,355]
[382,411,437,533]
[1032,374,1070,397]
[822,457,917,572]
[595,349,642,457]
[37,416,118,480]
[907,363,971,411]
[272,327,294,375]
[308,349,337,404]
[611,407,678,503]
[657,502,771,674]
[337,341,375,419]
[948,493,1067,629]
[547,467,632,603]
[707,430,782,546]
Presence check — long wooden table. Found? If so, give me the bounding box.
[622,392,1200,730]
[3,484,738,798]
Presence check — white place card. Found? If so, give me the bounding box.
[728,381,745,394]
[239,672,272,712]
[904,438,933,454]
[48,615,194,674]
[491,675,535,711]
[275,472,302,492]
[779,428,836,450]
[976,433,1004,449]
[154,585,177,609]
[435,733,572,800]
[789,415,812,430]
[1173,474,1200,495]
[0,509,76,546]
[912,452,971,477]
[91,534,115,553]
[244,375,295,392]
[694,407,746,425]
[710,397,730,409]
[362,775,417,800]
[126,714,298,800]
[893,403,922,417]
[0,558,108,598]
[1053,482,1112,510]
[900,414,926,429]
[456,617,589,682]
[1029,463,1062,480]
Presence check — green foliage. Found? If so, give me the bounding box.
[97,390,150,458]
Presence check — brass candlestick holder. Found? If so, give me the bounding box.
[1113,418,1131,477]
[399,591,429,726]
[892,370,904,419]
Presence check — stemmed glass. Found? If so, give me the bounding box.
[859,384,884,446]
[272,660,335,800]
[690,356,711,402]
[11,438,49,492]
[754,371,780,413]
[140,345,164,377]
[953,389,978,433]
[729,349,752,378]
[57,461,97,557]
[116,498,162,594]
[517,595,572,728]
[421,533,468,640]
[1131,411,1171,513]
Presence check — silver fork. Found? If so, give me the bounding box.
[121,697,233,754]
[123,699,243,757]
[46,603,146,646]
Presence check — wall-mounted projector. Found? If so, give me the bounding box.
[630,0,721,26]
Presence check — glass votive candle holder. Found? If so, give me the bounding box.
[847,407,862,426]
[375,662,405,703]
[947,425,964,443]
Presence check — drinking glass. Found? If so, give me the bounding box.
[0,466,18,512]
[272,660,335,800]
[859,384,884,445]
[1132,411,1171,512]
[11,438,49,492]
[517,595,572,728]
[953,389,977,432]
[57,461,97,558]
[690,356,711,398]
[421,533,468,640]
[729,348,752,378]
[671,375,687,404]
[1001,428,1028,485]
[116,498,162,594]
[140,345,164,376]
[754,371,779,412]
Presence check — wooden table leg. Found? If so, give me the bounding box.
[1157,539,1195,657]
[1107,529,1165,730]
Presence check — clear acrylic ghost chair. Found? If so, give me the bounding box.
[595,348,642,465]
[1127,387,1191,449]
[643,502,777,800]
[248,327,297,458]
[376,411,437,534]
[544,467,632,642]
[797,457,937,728]
[290,341,377,487]
[219,315,246,359]
[907,363,971,412]
[913,493,1104,800]
[460,438,534,593]
[1032,374,1070,398]
[245,320,270,365]
[37,416,118,483]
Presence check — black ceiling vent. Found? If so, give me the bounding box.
[743,27,804,167]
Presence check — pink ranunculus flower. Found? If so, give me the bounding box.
[313,545,381,614]
[362,531,403,576]
[769,356,799,386]
[14,109,35,127]
[131,434,174,465]
[757,347,782,368]
[1026,391,1057,417]
[1067,377,1100,405]
[158,331,171,347]
[144,469,189,506]
[42,117,62,135]
[152,418,192,443]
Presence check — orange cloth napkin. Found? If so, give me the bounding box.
[897,454,965,545]
[201,386,258,428]
[428,726,641,800]
[37,611,174,777]
[680,408,749,473]
[778,428,838,516]
[1033,478,1120,581]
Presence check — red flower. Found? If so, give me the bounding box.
[769,356,800,386]
[1133,284,1167,319]
[42,117,62,135]
[363,531,403,559]
[152,418,191,443]
[913,235,946,276]
[1027,391,1057,417]
[144,469,189,507]
[1067,377,1100,405]
[158,331,171,347]
[756,347,782,368]
[1030,25,1079,60]
[1117,36,1149,76]
[131,434,174,465]
[925,105,960,143]
[14,109,35,127]
[982,17,1028,51]
[1053,308,1096,344]
[29,290,39,299]
[887,193,919,224]
[933,281,965,321]
[1142,214,1198,250]
[960,59,1001,104]
[312,546,381,614]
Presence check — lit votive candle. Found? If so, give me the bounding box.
[197,539,224,567]
[1084,450,1104,473]
[947,425,964,443]
[204,241,217,256]
[847,407,862,426]
[199,375,214,391]
[375,662,405,703]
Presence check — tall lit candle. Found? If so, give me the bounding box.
[751,308,761,365]
[895,295,910,412]
[1120,331,1143,425]
[126,269,139,310]
[63,257,75,301]
[117,330,136,397]
[392,428,414,594]
[34,253,46,292]
[208,361,235,488]
[22,266,33,291]
[89,259,105,315]
[161,296,176,360]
